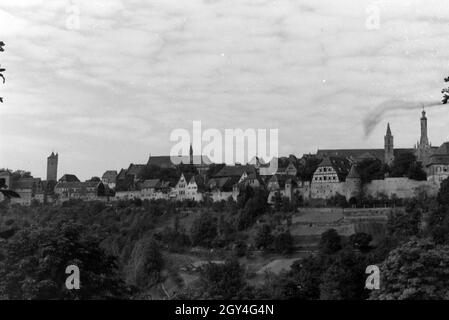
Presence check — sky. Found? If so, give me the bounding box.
[1,0,449,180]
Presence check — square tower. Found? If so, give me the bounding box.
[47,152,58,181]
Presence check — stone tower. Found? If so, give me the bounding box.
[47,152,58,181]
[416,109,432,165]
[384,123,394,166]
[189,143,193,165]
[345,164,362,202]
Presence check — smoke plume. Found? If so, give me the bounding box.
[363,100,442,137]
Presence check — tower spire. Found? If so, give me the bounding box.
[384,123,394,165]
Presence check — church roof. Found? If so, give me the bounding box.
[317,148,414,163]
[346,165,361,179]
[102,170,117,181]
[127,164,146,177]
[433,142,449,156]
[428,142,449,165]
[214,164,256,178]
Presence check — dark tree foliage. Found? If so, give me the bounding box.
[254,224,274,251]
[357,159,386,183]
[407,161,427,181]
[319,229,342,255]
[297,156,322,182]
[370,239,449,300]
[437,177,449,207]
[390,152,422,179]
[190,212,217,248]
[273,231,294,254]
[237,187,269,230]
[288,255,325,299]
[349,232,372,252]
[0,223,131,299]
[386,209,421,240]
[198,259,249,299]
[319,249,368,300]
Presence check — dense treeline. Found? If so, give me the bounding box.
[1,178,449,299]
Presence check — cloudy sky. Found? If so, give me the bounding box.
[1,0,449,180]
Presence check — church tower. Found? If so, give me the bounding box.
[47,152,58,181]
[420,110,429,146]
[416,109,432,165]
[189,143,193,165]
[384,123,394,166]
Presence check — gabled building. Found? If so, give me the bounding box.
[102,170,117,189]
[10,177,44,206]
[427,142,449,184]
[59,174,80,183]
[187,175,206,201]
[126,164,146,182]
[54,181,107,202]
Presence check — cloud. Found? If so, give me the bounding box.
[1,0,449,179]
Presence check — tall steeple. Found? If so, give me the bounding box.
[420,109,429,146]
[384,123,394,165]
[416,109,432,165]
[189,143,193,165]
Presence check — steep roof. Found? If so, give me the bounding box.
[346,165,361,179]
[317,148,415,163]
[317,156,351,180]
[147,155,212,167]
[102,170,117,181]
[59,174,80,183]
[147,156,176,168]
[214,164,256,178]
[140,179,161,189]
[55,181,102,189]
[207,176,239,192]
[13,178,41,190]
[428,142,449,165]
[127,164,146,177]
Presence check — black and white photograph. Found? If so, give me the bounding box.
[1,0,449,312]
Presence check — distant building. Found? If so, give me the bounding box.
[10,177,44,206]
[47,152,58,181]
[0,171,12,189]
[427,142,449,184]
[59,174,80,183]
[54,181,107,202]
[101,170,117,189]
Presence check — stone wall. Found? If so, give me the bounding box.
[363,177,439,199]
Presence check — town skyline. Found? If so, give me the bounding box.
[1,0,449,180]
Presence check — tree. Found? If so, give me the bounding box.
[390,152,417,177]
[370,238,449,300]
[319,249,368,300]
[349,232,372,252]
[437,177,449,207]
[237,187,269,230]
[357,159,386,183]
[319,229,342,255]
[297,156,322,181]
[0,40,5,103]
[199,259,248,299]
[126,237,163,288]
[190,212,217,247]
[0,223,131,299]
[289,255,323,299]
[254,224,274,252]
[407,162,427,181]
[274,231,294,254]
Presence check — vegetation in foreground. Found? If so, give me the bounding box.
[0,178,448,299]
